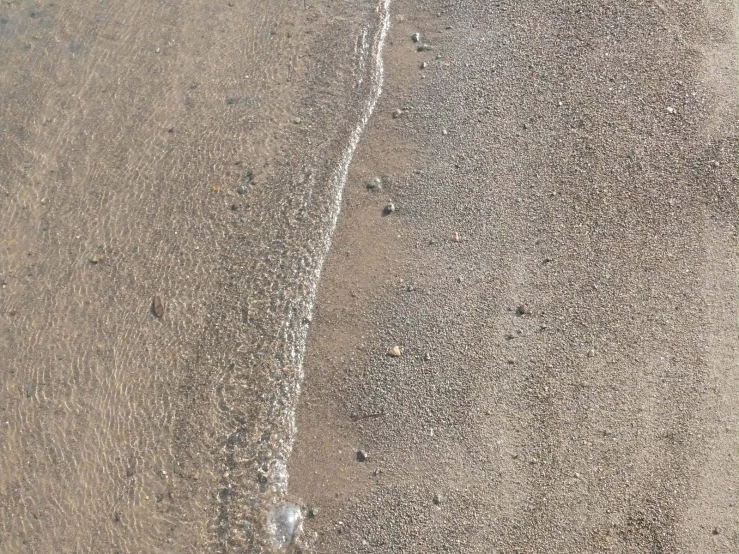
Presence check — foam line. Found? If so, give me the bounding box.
[280,0,392,490]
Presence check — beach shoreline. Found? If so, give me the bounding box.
[1,0,738,553]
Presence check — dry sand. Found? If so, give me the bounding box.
[1,0,738,553]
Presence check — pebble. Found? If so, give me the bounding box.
[420,61,428,69]
[89,256,100,264]
[587,348,596,358]
[417,43,432,52]
[392,108,403,119]
[411,32,421,43]
[367,176,382,190]
[383,203,396,215]
[152,295,165,318]
[442,128,448,136]
[451,232,461,242]
[516,305,531,316]
[423,352,431,361]
[388,345,402,357]
[356,450,368,462]
[433,493,442,505]
[666,106,676,115]
[307,506,319,518]
[236,185,247,194]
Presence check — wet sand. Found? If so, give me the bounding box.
[290,1,739,553]
[2,0,739,553]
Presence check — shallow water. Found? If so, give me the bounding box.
[0,0,388,551]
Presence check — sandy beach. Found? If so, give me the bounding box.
[1,0,738,553]
[290,1,739,552]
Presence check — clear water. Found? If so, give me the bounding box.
[0,0,390,552]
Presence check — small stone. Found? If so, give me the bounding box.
[236,185,246,194]
[89,256,100,264]
[411,32,421,43]
[387,345,402,358]
[432,493,442,505]
[367,176,382,190]
[587,348,596,358]
[294,117,302,124]
[155,47,161,53]
[666,106,676,115]
[417,43,432,52]
[442,128,448,136]
[712,527,721,535]
[451,232,460,242]
[423,352,431,361]
[392,108,403,119]
[307,506,319,518]
[516,305,531,316]
[152,295,165,318]
[420,61,428,69]
[383,203,395,215]
[356,450,368,462]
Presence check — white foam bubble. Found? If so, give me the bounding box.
[267,502,303,550]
